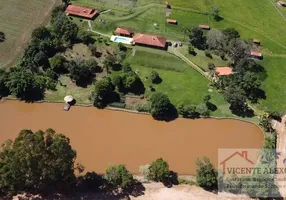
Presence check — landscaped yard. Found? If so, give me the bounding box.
[0,0,60,67]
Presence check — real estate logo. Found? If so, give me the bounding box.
[218,149,286,198]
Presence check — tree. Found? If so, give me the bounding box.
[0,129,76,194]
[5,68,45,100]
[105,164,133,189]
[121,71,145,94]
[188,44,196,55]
[139,164,151,180]
[196,104,210,117]
[68,59,95,87]
[222,28,240,42]
[181,26,191,41]
[0,31,5,42]
[122,63,132,73]
[177,103,198,118]
[50,54,69,74]
[33,51,49,68]
[189,27,205,49]
[92,78,117,108]
[31,26,51,40]
[150,70,161,84]
[89,43,97,56]
[228,40,251,64]
[77,31,94,45]
[224,86,251,116]
[196,157,218,190]
[0,69,9,97]
[51,13,79,43]
[203,94,211,103]
[206,29,226,51]
[103,54,117,74]
[148,158,170,182]
[149,92,177,120]
[208,63,215,71]
[211,6,220,20]
[112,75,124,92]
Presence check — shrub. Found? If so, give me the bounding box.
[148,158,170,182]
[178,178,198,186]
[188,44,196,55]
[196,104,210,117]
[177,103,198,118]
[205,50,212,58]
[139,164,151,180]
[196,157,218,190]
[105,164,133,189]
[136,103,151,112]
[150,70,161,84]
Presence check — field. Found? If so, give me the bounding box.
[0,0,60,68]
[71,0,286,113]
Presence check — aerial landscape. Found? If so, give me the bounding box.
[0,0,286,199]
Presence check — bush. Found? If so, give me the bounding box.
[148,158,170,182]
[136,103,151,112]
[208,63,215,71]
[205,50,212,58]
[178,178,198,186]
[177,103,198,118]
[150,70,161,84]
[196,104,210,117]
[105,164,133,189]
[188,44,196,55]
[196,157,218,190]
[139,164,151,180]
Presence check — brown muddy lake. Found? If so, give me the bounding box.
[0,100,264,175]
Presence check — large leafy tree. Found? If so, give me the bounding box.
[147,158,170,182]
[31,26,51,40]
[196,157,218,190]
[189,27,205,49]
[0,129,77,194]
[206,29,226,51]
[149,92,177,120]
[0,68,9,97]
[92,77,117,108]
[68,59,95,87]
[105,164,133,189]
[5,68,45,100]
[121,71,145,94]
[50,54,69,74]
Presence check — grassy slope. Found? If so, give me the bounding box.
[73,0,286,112]
[0,0,60,67]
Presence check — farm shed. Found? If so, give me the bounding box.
[166,19,177,24]
[199,25,210,30]
[65,5,98,19]
[250,51,263,58]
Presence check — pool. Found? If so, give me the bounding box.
[110,35,133,45]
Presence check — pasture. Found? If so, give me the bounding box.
[0,0,60,67]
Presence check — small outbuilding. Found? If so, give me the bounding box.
[166,19,177,24]
[115,27,133,37]
[250,51,263,59]
[199,25,210,30]
[215,67,233,76]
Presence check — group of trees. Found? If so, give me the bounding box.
[186,26,265,116]
[177,95,216,118]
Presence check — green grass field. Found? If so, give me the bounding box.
[0,0,60,68]
[71,0,286,113]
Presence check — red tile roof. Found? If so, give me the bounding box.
[199,25,210,30]
[250,51,262,57]
[115,27,132,36]
[65,5,98,19]
[166,19,177,24]
[133,34,167,48]
[215,67,233,76]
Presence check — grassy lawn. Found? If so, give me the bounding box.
[0,0,60,67]
[45,76,93,104]
[69,0,286,113]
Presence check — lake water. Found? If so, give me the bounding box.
[0,100,264,175]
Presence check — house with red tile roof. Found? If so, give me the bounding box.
[215,67,233,76]
[65,5,98,19]
[132,34,167,49]
[115,27,133,37]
